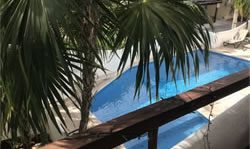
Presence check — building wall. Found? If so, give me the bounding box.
[205,0,233,20]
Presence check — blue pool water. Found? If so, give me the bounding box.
[91,52,249,149]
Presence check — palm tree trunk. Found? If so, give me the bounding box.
[78,0,99,132]
[22,134,32,149]
[20,112,32,149]
[232,8,239,28]
[79,64,95,132]
[246,19,249,29]
[79,57,96,132]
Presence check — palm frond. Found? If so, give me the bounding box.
[114,0,213,100]
[233,0,250,16]
[0,0,85,143]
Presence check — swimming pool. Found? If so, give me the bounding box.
[91,52,249,149]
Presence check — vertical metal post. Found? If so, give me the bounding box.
[214,3,220,22]
[148,128,158,149]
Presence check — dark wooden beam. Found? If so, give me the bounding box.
[41,68,250,149]
[148,128,158,149]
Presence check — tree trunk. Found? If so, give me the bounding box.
[232,8,239,29]
[22,134,32,149]
[240,16,243,22]
[79,59,96,132]
[246,19,249,29]
[20,113,32,149]
[78,0,99,132]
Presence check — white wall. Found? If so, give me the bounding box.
[173,95,249,149]
[206,0,233,20]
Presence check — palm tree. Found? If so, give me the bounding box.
[231,0,250,28]
[0,0,90,148]
[76,0,213,132]
[243,0,250,28]
[0,0,212,148]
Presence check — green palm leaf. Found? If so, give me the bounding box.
[233,0,250,16]
[0,0,89,144]
[114,0,213,100]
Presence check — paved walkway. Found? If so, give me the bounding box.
[212,46,250,60]
[206,19,245,32]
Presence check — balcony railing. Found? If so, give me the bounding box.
[41,68,250,149]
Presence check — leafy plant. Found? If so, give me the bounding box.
[0,0,90,148]
[231,0,250,28]
[114,0,212,100]
[0,0,213,148]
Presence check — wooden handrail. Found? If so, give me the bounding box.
[41,68,250,149]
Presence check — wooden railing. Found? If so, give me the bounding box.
[41,68,250,149]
